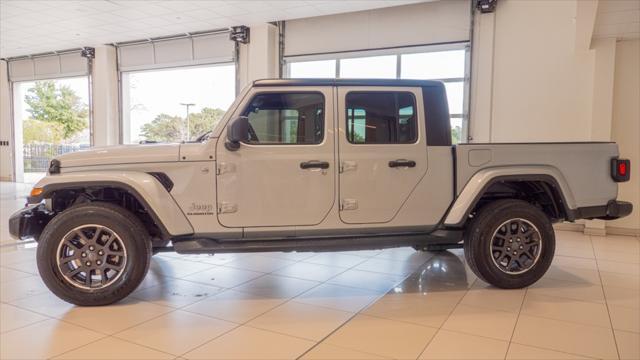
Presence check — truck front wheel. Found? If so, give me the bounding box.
[463,199,555,289]
[37,202,152,306]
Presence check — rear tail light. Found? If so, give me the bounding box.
[611,158,630,182]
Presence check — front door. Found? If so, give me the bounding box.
[337,87,428,224]
[216,87,335,229]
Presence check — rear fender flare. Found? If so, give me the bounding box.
[444,166,576,226]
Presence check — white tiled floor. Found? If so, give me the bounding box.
[1,181,639,359]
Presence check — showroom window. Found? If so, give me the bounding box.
[288,59,336,79]
[12,77,91,183]
[345,92,416,144]
[7,52,91,183]
[121,64,236,144]
[284,45,468,144]
[242,93,325,145]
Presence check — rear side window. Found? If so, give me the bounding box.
[345,92,417,144]
[242,92,324,145]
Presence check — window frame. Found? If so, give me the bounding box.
[344,91,419,145]
[239,91,327,146]
[118,61,236,144]
[283,42,469,143]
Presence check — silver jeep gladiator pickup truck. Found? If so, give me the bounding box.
[9,79,632,306]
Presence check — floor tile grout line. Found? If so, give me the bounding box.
[175,249,379,358]
[294,256,431,360]
[503,286,527,360]
[555,250,640,266]
[7,297,180,339]
[8,240,629,358]
[297,253,446,360]
[0,315,51,335]
[507,340,601,360]
[110,320,240,359]
[516,306,624,331]
[3,315,116,360]
[589,234,622,360]
[414,276,478,360]
[139,250,362,320]
[52,332,179,359]
[525,287,609,306]
[177,256,401,325]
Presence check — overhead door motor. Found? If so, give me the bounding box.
[476,0,497,13]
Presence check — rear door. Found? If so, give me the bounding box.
[337,87,428,224]
[215,87,335,229]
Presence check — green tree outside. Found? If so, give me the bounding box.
[140,107,226,143]
[23,81,88,143]
[451,125,462,144]
[23,119,65,144]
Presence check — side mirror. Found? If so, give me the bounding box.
[225,116,249,151]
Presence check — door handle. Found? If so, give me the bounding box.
[388,159,416,168]
[300,160,330,170]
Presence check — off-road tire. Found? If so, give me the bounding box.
[463,199,555,289]
[37,202,152,306]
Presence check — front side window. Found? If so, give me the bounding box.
[242,93,324,145]
[346,92,417,144]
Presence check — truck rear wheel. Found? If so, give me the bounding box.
[463,199,555,289]
[37,202,152,306]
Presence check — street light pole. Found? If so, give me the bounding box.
[180,103,195,141]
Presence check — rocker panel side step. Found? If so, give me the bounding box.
[172,230,463,255]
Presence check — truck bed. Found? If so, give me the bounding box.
[455,142,619,210]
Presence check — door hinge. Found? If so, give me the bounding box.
[217,202,238,214]
[216,162,236,175]
[340,161,357,173]
[340,199,358,211]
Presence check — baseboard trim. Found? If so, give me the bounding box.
[554,222,639,237]
[584,227,607,236]
[554,222,585,232]
[606,226,640,237]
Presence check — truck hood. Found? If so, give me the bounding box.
[56,143,181,168]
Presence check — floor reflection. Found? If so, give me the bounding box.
[392,250,476,294]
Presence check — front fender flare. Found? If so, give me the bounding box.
[444,166,576,226]
[30,171,194,236]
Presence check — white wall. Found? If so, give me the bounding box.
[469,0,638,232]
[471,0,597,142]
[0,60,12,181]
[609,39,640,231]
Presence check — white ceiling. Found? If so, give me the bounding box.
[0,0,427,58]
[594,0,640,41]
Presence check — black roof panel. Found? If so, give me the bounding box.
[252,78,444,88]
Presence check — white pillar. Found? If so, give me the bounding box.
[92,45,120,146]
[468,11,495,143]
[584,38,617,236]
[238,23,279,89]
[0,60,14,181]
